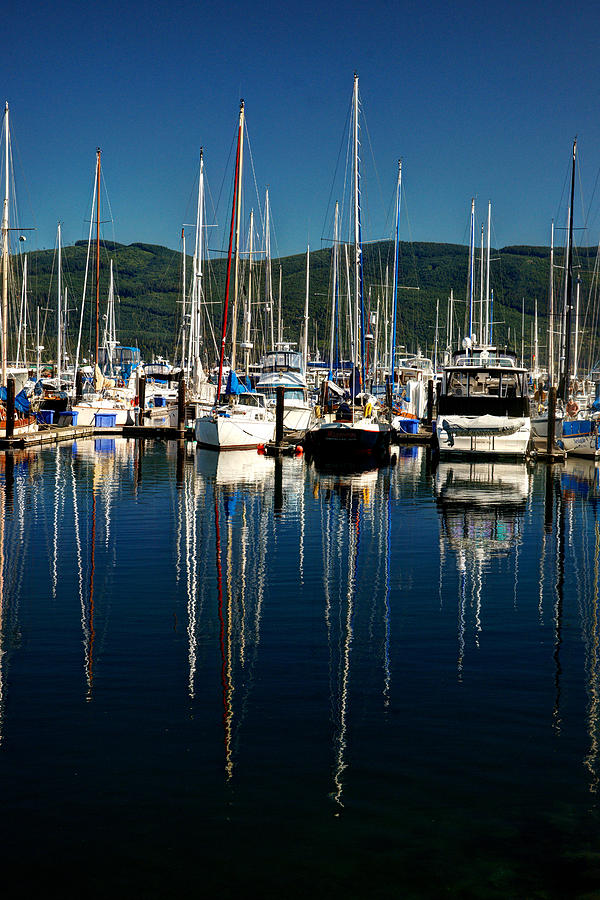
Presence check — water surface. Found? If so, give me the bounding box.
[0,439,599,898]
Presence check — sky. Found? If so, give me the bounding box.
[3,0,600,258]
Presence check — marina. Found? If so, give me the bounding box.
[3,1,600,894]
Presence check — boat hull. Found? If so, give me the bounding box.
[558,419,600,459]
[436,414,531,457]
[72,403,135,427]
[304,420,392,460]
[195,414,275,451]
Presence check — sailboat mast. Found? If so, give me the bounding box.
[230,102,245,372]
[22,255,27,368]
[485,201,491,343]
[391,160,401,389]
[95,148,101,370]
[560,138,577,402]
[181,227,187,374]
[329,201,339,373]
[353,73,365,389]
[479,224,484,346]
[2,103,9,386]
[195,149,204,372]
[277,264,282,348]
[468,198,475,348]
[57,222,62,388]
[534,297,539,375]
[265,188,274,350]
[548,220,555,384]
[302,245,309,369]
[216,101,243,401]
[245,209,253,376]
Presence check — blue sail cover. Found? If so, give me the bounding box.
[349,365,362,398]
[225,370,250,395]
[0,387,31,415]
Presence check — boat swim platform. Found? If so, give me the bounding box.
[392,426,435,445]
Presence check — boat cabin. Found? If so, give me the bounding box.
[261,350,303,374]
[439,364,529,418]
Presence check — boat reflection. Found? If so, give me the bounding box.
[311,462,393,807]
[552,457,600,791]
[0,450,41,743]
[435,460,528,677]
[184,447,276,779]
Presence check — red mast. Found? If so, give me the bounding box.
[216,101,243,402]
[95,148,101,370]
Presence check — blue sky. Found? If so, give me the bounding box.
[3,0,600,257]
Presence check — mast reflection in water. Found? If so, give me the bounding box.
[1,440,600,897]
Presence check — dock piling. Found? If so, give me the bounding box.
[6,377,15,440]
[275,386,285,446]
[546,386,557,455]
[177,375,186,433]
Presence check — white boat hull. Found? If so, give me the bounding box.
[72,403,135,427]
[558,421,600,458]
[436,414,531,457]
[195,414,275,450]
[283,405,313,433]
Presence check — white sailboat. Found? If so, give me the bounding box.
[304,74,391,462]
[194,101,275,451]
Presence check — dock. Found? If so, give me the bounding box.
[0,423,192,450]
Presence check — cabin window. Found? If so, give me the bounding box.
[447,372,469,396]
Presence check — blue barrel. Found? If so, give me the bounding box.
[38,410,54,425]
[94,413,117,428]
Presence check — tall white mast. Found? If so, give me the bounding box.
[467,198,475,347]
[57,223,62,389]
[277,264,282,347]
[302,245,309,370]
[244,209,253,376]
[434,297,440,371]
[534,297,538,375]
[548,220,554,384]
[2,102,9,386]
[36,305,41,381]
[264,188,274,350]
[194,149,204,377]
[329,201,339,375]
[353,73,361,374]
[22,254,27,368]
[479,223,484,346]
[485,201,491,344]
[573,275,580,380]
[181,228,187,375]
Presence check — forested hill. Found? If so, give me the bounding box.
[15,238,595,365]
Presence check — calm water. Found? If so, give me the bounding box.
[1,439,600,897]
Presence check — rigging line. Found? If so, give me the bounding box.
[5,117,37,237]
[216,127,238,256]
[359,98,388,236]
[243,120,265,236]
[321,94,353,244]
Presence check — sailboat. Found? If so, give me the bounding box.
[303,74,391,462]
[71,150,136,428]
[0,104,37,435]
[194,101,275,451]
[555,140,600,459]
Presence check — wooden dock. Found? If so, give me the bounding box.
[0,423,192,450]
